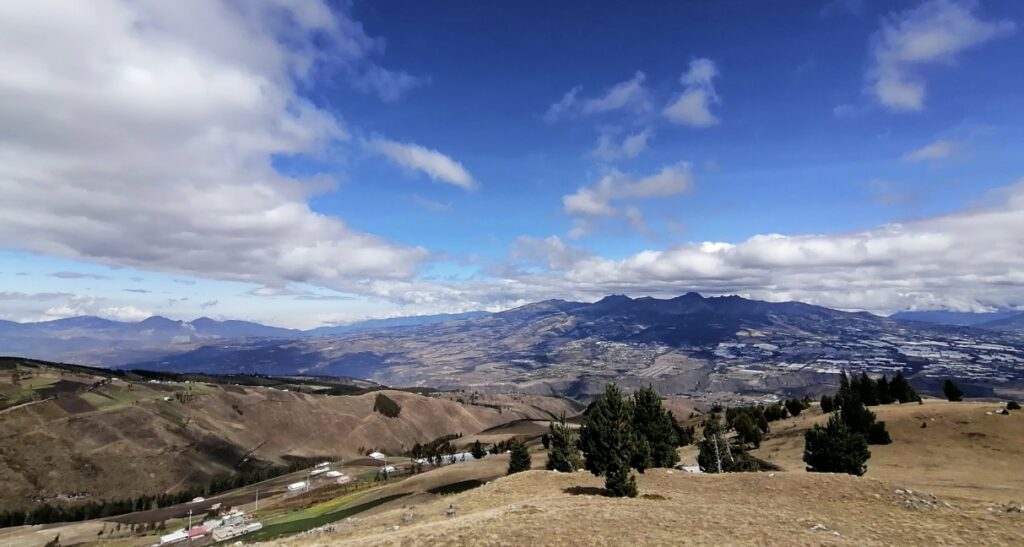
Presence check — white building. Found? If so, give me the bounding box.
[368,452,386,460]
[287,481,308,492]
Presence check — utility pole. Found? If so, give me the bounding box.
[254,487,259,511]
[187,509,193,530]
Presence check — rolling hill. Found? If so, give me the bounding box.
[266,400,1024,546]
[0,358,579,512]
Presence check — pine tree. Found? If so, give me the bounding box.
[858,373,880,406]
[578,383,644,497]
[630,385,680,468]
[697,413,731,473]
[470,439,487,460]
[803,414,870,476]
[877,376,894,404]
[943,379,964,402]
[546,412,581,472]
[784,398,803,417]
[733,413,763,448]
[507,440,531,475]
[889,372,919,403]
[820,394,835,413]
[835,389,890,445]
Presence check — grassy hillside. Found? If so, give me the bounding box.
[751,400,1024,503]
[0,358,579,511]
[269,470,1023,546]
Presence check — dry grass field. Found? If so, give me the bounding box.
[265,399,1024,546]
[753,399,1024,504]
[269,470,1024,546]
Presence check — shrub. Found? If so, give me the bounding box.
[1008,401,1021,410]
[820,395,834,413]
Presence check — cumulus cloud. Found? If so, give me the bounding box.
[343,180,1024,318]
[100,306,152,322]
[366,138,476,190]
[562,163,694,233]
[663,58,721,127]
[544,72,651,121]
[0,1,428,293]
[867,0,1014,111]
[589,127,654,162]
[903,139,962,161]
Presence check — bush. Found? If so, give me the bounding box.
[373,393,402,418]
[820,395,835,413]
[1008,401,1021,410]
[866,421,892,445]
[784,398,804,417]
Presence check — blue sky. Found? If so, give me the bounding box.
[1,0,1023,328]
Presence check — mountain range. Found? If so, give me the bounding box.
[109,293,1024,399]
[0,312,489,365]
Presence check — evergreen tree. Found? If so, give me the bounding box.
[470,439,487,460]
[578,383,645,497]
[835,389,890,445]
[507,440,531,475]
[877,376,894,404]
[546,413,582,472]
[672,416,695,446]
[696,413,731,473]
[803,414,870,476]
[540,433,550,449]
[784,398,803,417]
[858,372,880,406]
[630,385,680,468]
[889,372,919,403]
[733,413,763,448]
[820,394,835,413]
[943,379,964,402]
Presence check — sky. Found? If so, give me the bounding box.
[1,0,1023,329]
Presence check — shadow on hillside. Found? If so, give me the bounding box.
[563,486,608,496]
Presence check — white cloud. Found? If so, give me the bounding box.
[867,0,1014,111]
[582,72,651,115]
[589,127,654,162]
[903,139,962,161]
[0,1,428,293]
[544,72,651,121]
[562,163,694,218]
[100,305,152,322]
[663,58,721,127]
[366,137,476,190]
[543,86,582,123]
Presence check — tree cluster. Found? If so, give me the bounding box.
[803,371,903,476]
[697,412,760,473]
[372,393,402,418]
[577,384,682,497]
